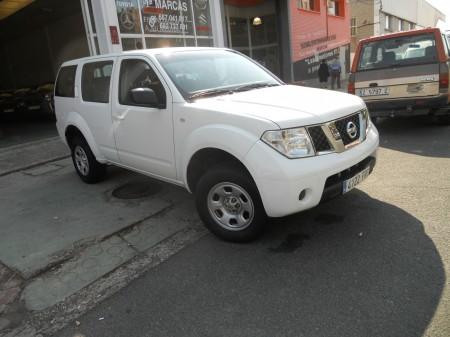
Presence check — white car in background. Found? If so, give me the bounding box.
[54,48,379,242]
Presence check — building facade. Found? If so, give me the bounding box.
[0,0,351,89]
[349,0,446,53]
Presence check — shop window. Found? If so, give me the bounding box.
[122,38,144,51]
[55,66,77,98]
[119,59,166,108]
[297,0,320,12]
[81,61,113,103]
[327,0,344,17]
[351,17,357,36]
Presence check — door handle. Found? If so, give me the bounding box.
[115,114,126,120]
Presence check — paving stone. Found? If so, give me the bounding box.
[22,163,64,176]
[22,236,136,311]
[0,163,171,279]
[0,287,21,306]
[0,317,10,330]
[122,200,200,252]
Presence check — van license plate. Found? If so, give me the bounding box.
[356,87,389,97]
[343,166,371,194]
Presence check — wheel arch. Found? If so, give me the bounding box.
[63,117,105,162]
[186,147,255,193]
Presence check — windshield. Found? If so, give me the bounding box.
[358,33,438,71]
[156,50,281,99]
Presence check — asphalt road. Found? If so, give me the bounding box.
[55,117,450,337]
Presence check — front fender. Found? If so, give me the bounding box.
[180,124,260,188]
[64,112,106,163]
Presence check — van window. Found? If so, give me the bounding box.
[118,59,166,108]
[81,61,113,103]
[358,33,437,71]
[55,65,77,97]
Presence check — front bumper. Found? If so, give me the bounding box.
[244,125,379,217]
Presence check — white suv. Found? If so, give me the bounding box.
[54,48,379,242]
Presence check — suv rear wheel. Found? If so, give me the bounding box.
[70,136,106,184]
[195,165,267,242]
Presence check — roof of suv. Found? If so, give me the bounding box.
[61,47,227,66]
[360,28,442,44]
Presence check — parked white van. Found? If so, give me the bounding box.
[54,48,379,242]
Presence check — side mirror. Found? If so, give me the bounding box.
[130,87,159,107]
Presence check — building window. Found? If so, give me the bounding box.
[385,14,391,31]
[409,22,415,30]
[297,0,320,12]
[351,17,357,36]
[114,0,214,50]
[327,0,344,17]
[398,19,403,31]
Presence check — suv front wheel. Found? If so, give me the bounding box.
[195,165,267,242]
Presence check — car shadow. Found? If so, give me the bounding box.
[57,189,445,337]
[375,116,450,158]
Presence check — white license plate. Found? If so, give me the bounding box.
[356,87,389,97]
[343,166,371,194]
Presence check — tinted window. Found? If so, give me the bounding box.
[119,59,166,107]
[358,33,437,71]
[55,66,77,97]
[82,61,113,103]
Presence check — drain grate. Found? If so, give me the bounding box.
[112,180,162,200]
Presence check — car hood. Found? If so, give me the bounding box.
[192,85,366,129]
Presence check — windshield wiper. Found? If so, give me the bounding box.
[232,82,280,93]
[189,88,234,100]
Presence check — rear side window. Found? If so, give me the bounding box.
[358,33,437,71]
[81,61,113,103]
[55,65,77,97]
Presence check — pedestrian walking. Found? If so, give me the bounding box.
[318,59,330,89]
[330,57,342,90]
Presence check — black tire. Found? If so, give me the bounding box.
[195,165,267,242]
[70,136,106,184]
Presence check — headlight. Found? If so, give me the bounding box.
[262,127,315,158]
[363,108,372,140]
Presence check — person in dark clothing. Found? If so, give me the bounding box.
[318,59,330,89]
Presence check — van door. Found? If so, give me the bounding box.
[111,56,176,180]
[79,58,118,162]
[355,33,440,102]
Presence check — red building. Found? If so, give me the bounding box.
[289,0,351,83]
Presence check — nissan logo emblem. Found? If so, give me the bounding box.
[346,121,358,139]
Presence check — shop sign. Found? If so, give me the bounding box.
[293,46,343,81]
[116,0,143,34]
[141,0,194,35]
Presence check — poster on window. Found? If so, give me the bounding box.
[192,0,211,36]
[116,0,142,34]
[140,0,194,35]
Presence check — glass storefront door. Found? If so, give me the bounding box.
[224,0,280,76]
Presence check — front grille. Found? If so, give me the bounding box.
[334,113,360,145]
[308,126,332,152]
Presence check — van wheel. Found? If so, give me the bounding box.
[70,137,106,184]
[195,165,267,242]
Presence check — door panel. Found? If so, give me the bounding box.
[111,57,176,180]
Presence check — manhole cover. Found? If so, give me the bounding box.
[112,181,162,199]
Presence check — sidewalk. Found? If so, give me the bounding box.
[0,140,205,335]
[0,137,69,177]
